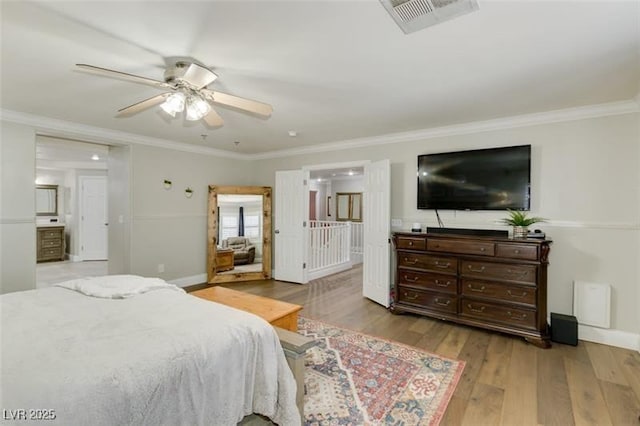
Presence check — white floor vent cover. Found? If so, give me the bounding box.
[379,0,479,34]
[573,280,611,329]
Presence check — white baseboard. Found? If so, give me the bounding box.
[578,324,640,351]
[168,273,207,288]
[308,261,353,281]
[70,255,82,262]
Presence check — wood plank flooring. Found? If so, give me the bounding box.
[188,265,640,425]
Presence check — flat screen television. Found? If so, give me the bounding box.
[417,145,531,210]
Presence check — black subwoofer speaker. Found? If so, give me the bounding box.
[550,313,578,346]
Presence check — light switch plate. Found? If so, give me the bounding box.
[391,219,403,228]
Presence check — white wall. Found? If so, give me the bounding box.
[1,122,36,293]
[308,180,329,221]
[251,113,640,339]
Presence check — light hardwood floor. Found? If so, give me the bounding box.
[194,265,640,426]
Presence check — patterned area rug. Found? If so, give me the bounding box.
[299,317,465,426]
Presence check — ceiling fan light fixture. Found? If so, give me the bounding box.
[160,92,186,117]
[185,95,211,121]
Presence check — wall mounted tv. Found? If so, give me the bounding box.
[417,144,531,210]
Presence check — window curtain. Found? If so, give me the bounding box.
[238,206,245,236]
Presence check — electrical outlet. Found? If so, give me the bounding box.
[391,219,403,228]
[157,264,165,273]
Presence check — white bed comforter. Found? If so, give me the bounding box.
[1,281,299,426]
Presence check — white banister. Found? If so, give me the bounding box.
[349,222,363,264]
[308,220,352,280]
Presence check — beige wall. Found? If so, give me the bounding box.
[128,144,252,281]
[1,122,36,293]
[251,113,640,335]
[108,144,131,274]
[2,112,638,340]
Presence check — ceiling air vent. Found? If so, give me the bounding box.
[380,0,479,34]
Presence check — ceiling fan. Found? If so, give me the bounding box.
[76,60,273,127]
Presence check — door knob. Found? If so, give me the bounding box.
[274,229,280,234]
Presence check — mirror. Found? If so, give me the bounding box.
[336,192,362,222]
[36,184,58,216]
[207,185,272,284]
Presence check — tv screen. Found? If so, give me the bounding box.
[417,145,531,210]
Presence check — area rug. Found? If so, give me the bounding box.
[299,317,465,426]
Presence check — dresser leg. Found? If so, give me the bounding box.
[524,336,551,349]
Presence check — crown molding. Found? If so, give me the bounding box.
[248,99,640,160]
[2,98,638,162]
[0,109,246,160]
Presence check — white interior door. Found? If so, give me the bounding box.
[80,176,108,261]
[362,159,391,307]
[274,170,308,284]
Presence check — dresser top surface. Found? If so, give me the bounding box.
[393,231,552,244]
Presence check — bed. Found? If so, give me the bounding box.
[1,276,300,425]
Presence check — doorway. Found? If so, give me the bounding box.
[35,136,130,287]
[274,160,391,307]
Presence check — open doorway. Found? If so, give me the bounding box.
[35,136,110,287]
[308,166,365,271]
[274,160,391,307]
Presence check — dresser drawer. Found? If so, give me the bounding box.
[40,247,63,259]
[461,300,536,330]
[462,279,536,307]
[398,251,457,274]
[398,270,457,294]
[461,261,537,284]
[41,238,62,248]
[427,239,495,256]
[496,243,538,260]
[41,229,63,240]
[398,287,457,314]
[396,236,426,250]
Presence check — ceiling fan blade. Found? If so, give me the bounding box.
[117,93,170,117]
[202,90,273,117]
[181,63,218,89]
[76,64,173,90]
[203,108,224,127]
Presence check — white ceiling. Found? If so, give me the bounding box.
[2,1,639,155]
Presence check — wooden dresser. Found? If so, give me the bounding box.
[392,232,552,348]
[37,226,65,262]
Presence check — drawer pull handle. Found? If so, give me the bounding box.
[468,304,485,313]
[404,292,419,300]
[507,311,528,321]
[435,298,451,306]
[480,247,486,252]
[467,265,486,273]
[434,261,451,269]
[514,249,521,254]
[403,258,418,265]
[507,290,528,298]
[404,275,419,282]
[468,284,486,292]
[409,241,413,246]
[435,280,451,287]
